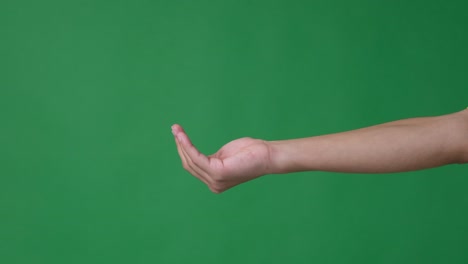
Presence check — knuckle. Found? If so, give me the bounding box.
[209,186,222,194]
[211,171,226,183]
[182,161,189,171]
[209,182,225,194]
[186,157,195,168]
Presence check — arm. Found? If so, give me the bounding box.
[269,109,468,174]
[172,109,468,193]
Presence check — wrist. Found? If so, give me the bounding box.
[267,137,325,174]
[266,140,296,174]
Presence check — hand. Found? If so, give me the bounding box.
[172,124,272,193]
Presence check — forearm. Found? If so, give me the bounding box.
[268,109,468,174]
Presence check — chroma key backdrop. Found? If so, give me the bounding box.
[1,0,467,263]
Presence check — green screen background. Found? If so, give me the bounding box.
[1,0,467,263]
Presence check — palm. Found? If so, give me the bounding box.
[209,137,270,181]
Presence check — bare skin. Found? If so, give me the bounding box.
[172,108,468,193]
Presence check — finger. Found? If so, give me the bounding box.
[172,125,211,184]
[178,137,215,185]
[174,136,189,170]
[175,126,211,172]
[172,125,199,176]
[178,138,212,185]
[173,124,211,173]
[174,133,208,184]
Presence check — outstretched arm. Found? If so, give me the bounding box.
[172,109,468,193]
[269,109,468,174]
